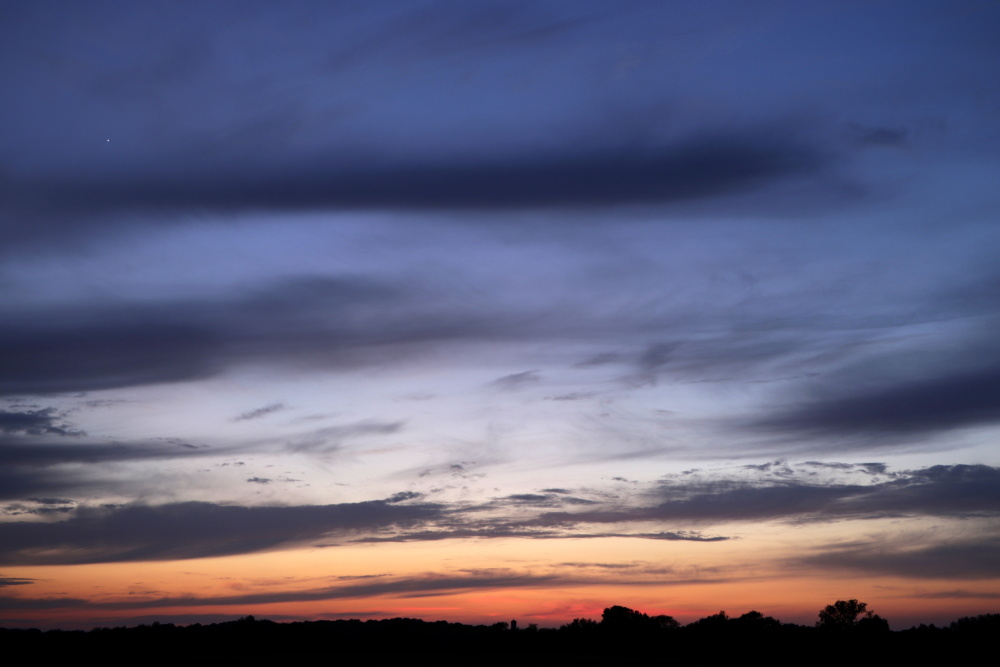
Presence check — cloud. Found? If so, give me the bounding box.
[0,498,444,565]
[285,420,404,453]
[0,570,563,612]
[527,464,1000,527]
[0,319,226,396]
[0,440,208,468]
[0,595,91,611]
[545,392,597,401]
[7,134,823,223]
[2,497,76,516]
[0,275,443,395]
[574,352,623,368]
[0,409,83,437]
[847,123,909,149]
[233,403,286,422]
[636,531,731,542]
[490,370,541,391]
[912,590,1000,600]
[0,577,34,587]
[0,437,227,501]
[631,342,680,385]
[500,493,557,506]
[754,365,1000,437]
[353,527,731,544]
[2,461,994,568]
[0,467,74,502]
[800,536,1000,579]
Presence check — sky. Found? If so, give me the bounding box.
[1,0,999,630]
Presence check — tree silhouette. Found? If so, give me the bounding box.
[735,610,781,631]
[651,614,680,630]
[562,618,598,632]
[601,605,651,628]
[817,599,886,631]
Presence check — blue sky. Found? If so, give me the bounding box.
[1,1,999,628]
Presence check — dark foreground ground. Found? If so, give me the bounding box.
[3,611,997,664]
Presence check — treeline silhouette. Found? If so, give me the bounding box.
[3,602,997,663]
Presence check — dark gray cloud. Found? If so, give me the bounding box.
[351,528,561,543]
[0,275,458,395]
[630,342,680,385]
[846,123,909,149]
[6,134,823,222]
[912,590,1000,600]
[0,436,223,501]
[574,352,623,368]
[755,365,1000,437]
[352,527,729,544]
[337,464,1000,549]
[0,319,226,396]
[0,440,204,468]
[0,467,72,502]
[636,531,731,542]
[801,537,1000,580]
[490,492,599,509]
[531,484,859,526]
[490,370,542,391]
[232,402,286,422]
[244,476,299,485]
[529,464,1000,527]
[0,595,89,611]
[26,497,75,505]
[2,462,995,564]
[0,570,563,612]
[0,409,83,437]
[502,493,553,505]
[803,461,888,476]
[284,420,404,454]
[0,498,443,565]
[2,498,76,517]
[545,392,597,402]
[848,464,1000,516]
[0,434,235,500]
[0,577,34,587]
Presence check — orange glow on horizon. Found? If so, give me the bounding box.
[4,524,999,630]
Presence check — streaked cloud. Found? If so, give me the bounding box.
[0,498,443,565]
[232,402,287,422]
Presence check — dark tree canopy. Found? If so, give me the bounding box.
[817,600,887,632]
[600,605,678,631]
[601,605,651,628]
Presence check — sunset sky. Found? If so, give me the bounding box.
[2,1,999,630]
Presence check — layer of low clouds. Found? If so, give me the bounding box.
[0,497,443,565]
[2,463,995,566]
[801,537,1000,580]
